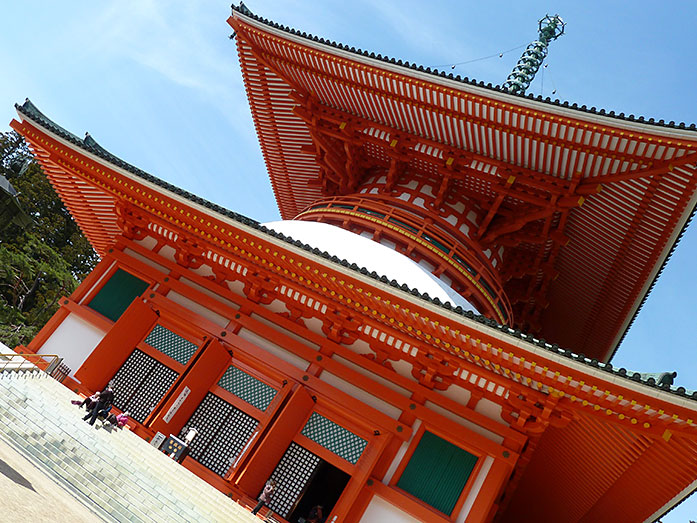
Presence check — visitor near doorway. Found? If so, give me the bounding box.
[251,479,276,515]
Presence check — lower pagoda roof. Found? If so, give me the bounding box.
[228,5,697,363]
[11,100,697,521]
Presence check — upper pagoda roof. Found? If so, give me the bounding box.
[231,3,697,132]
[228,5,697,362]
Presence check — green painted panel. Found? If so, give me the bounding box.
[217,365,277,411]
[397,431,478,515]
[301,412,367,464]
[145,324,198,365]
[88,269,149,322]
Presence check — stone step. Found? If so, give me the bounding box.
[0,392,215,519]
[0,376,247,519]
[0,380,247,523]
[0,374,257,523]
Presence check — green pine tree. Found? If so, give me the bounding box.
[0,131,98,348]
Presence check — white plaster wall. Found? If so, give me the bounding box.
[227,280,245,295]
[439,383,472,407]
[474,398,507,427]
[191,263,215,278]
[331,354,411,398]
[455,456,494,523]
[379,238,397,250]
[341,338,374,356]
[37,313,106,379]
[123,247,168,275]
[359,496,422,523]
[180,278,240,312]
[320,371,402,420]
[263,299,289,314]
[158,245,177,263]
[134,236,158,250]
[417,259,435,273]
[425,400,504,445]
[237,327,309,371]
[303,317,325,337]
[250,313,320,351]
[390,359,415,383]
[165,290,229,327]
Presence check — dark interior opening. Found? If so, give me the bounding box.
[289,459,351,523]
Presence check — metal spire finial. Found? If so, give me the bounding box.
[502,14,564,95]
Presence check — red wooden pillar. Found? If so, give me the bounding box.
[466,458,513,523]
[75,299,158,390]
[330,433,388,521]
[148,339,231,436]
[235,385,315,497]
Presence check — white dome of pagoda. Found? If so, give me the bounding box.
[263,220,479,313]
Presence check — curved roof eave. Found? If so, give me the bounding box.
[230,3,697,138]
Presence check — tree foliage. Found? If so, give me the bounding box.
[0,131,98,348]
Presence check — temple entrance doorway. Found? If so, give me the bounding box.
[289,459,350,523]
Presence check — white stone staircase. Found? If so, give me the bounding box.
[0,370,261,522]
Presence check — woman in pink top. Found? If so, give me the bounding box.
[251,479,276,515]
[105,412,129,428]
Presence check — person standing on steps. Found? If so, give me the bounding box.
[251,479,276,516]
[83,383,115,426]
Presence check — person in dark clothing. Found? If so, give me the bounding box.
[83,385,115,426]
[251,479,276,515]
[95,403,112,420]
[307,505,324,523]
[71,392,99,410]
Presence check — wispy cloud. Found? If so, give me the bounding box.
[76,1,251,133]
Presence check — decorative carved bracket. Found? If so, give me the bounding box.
[502,393,572,434]
[115,202,147,241]
[243,271,279,305]
[321,307,361,344]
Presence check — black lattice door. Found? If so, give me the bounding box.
[179,392,259,476]
[265,442,322,519]
[111,349,179,423]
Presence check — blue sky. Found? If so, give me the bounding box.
[2,2,697,519]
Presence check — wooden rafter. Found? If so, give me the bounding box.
[233,21,680,175]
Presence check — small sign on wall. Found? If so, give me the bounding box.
[151,432,166,449]
[163,386,191,423]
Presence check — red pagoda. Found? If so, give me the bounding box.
[9,4,697,522]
